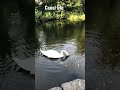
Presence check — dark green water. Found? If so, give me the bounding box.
[35,21,85,90]
[86,0,120,89]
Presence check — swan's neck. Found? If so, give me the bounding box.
[60,50,69,57]
[60,51,64,56]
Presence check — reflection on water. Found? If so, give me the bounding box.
[0,1,35,90]
[86,1,120,89]
[35,21,85,90]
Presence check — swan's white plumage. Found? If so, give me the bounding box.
[40,49,69,59]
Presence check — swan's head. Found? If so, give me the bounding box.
[60,50,69,60]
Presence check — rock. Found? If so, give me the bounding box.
[48,87,62,90]
[61,79,85,90]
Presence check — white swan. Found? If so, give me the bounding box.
[40,49,69,59]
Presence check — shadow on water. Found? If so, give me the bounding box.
[35,21,85,90]
[0,1,35,90]
[86,0,120,89]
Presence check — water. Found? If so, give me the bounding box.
[35,21,85,90]
[86,1,120,89]
[0,1,35,90]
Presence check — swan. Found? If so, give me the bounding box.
[40,48,69,59]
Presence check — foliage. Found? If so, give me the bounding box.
[35,8,42,22]
[35,0,85,23]
[68,13,85,23]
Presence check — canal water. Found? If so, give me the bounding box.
[86,0,120,89]
[35,21,85,90]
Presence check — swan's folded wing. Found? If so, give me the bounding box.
[48,54,63,58]
[47,50,63,58]
[40,50,63,58]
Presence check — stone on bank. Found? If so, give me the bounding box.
[48,87,62,90]
[49,79,85,90]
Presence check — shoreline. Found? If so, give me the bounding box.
[49,79,85,90]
